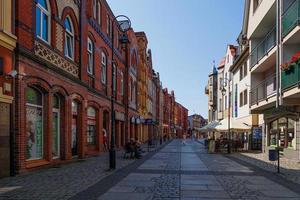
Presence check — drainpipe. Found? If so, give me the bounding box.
[10,0,16,177]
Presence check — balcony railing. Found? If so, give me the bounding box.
[251,74,276,106]
[282,0,300,37]
[250,27,276,69]
[282,62,300,90]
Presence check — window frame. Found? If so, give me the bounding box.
[25,87,44,161]
[101,52,107,84]
[52,94,60,159]
[87,37,94,75]
[64,17,75,60]
[97,1,101,25]
[36,0,51,44]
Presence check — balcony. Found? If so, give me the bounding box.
[251,74,276,106]
[282,62,300,90]
[282,0,300,37]
[250,27,276,69]
[205,86,209,95]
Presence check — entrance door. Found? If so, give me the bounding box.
[71,117,78,156]
[0,102,10,177]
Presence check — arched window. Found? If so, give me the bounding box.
[97,1,101,25]
[93,0,97,19]
[101,52,107,84]
[36,0,50,42]
[52,94,60,158]
[87,107,96,145]
[26,87,44,160]
[87,37,94,75]
[64,17,74,60]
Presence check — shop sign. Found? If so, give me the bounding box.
[252,127,262,140]
[131,117,136,123]
[264,106,298,120]
[135,117,141,124]
[144,119,153,125]
[115,111,125,121]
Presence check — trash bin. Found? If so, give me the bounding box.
[269,149,278,161]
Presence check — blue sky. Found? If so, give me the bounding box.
[107,0,244,118]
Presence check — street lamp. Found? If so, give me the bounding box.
[221,79,231,154]
[110,15,131,170]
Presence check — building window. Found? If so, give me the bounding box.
[93,0,97,19]
[106,15,110,35]
[36,0,50,43]
[101,52,107,84]
[87,38,94,75]
[26,87,44,160]
[64,17,74,60]
[244,89,248,105]
[97,1,101,25]
[239,92,243,107]
[52,94,60,158]
[120,71,124,96]
[113,63,116,92]
[239,90,248,107]
[239,62,248,81]
[87,107,96,145]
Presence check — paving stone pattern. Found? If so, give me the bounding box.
[231,152,300,185]
[1,140,300,199]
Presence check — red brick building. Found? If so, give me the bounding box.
[0,0,17,177]
[175,102,189,138]
[13,0,142,173]
[8,0,189,174]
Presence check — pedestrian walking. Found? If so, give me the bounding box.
[182,134,187,145]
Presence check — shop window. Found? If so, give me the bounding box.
[36,0,50,43]
[269,118,295,148]
[87,107,96,145]
[52,94,60,158]
[64,17,74,60]
[26,87,44,160]
[71,101,78,156]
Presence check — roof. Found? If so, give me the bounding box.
[218,57,226,69]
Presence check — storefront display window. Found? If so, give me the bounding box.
[87,107,96,145]
[269,117,295,148]
[52,94,60,158]
[26,87,44,160]
[71,101,78,156]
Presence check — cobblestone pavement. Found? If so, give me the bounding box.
[230,152,300,185]
[0,142,164,200]
[96,140,300,200]
[2,140,300,199]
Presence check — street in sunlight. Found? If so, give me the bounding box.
[1,0,300,200]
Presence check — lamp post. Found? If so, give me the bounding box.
[109,15,131,170]
[221,77,231,154]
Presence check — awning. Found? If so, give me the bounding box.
[215,118,251,132]
[199,121,220,132]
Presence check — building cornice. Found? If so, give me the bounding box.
[0,31,17,51]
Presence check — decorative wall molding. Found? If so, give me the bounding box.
[34,40,79,77]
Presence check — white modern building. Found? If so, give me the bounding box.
[247,0,300,160]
